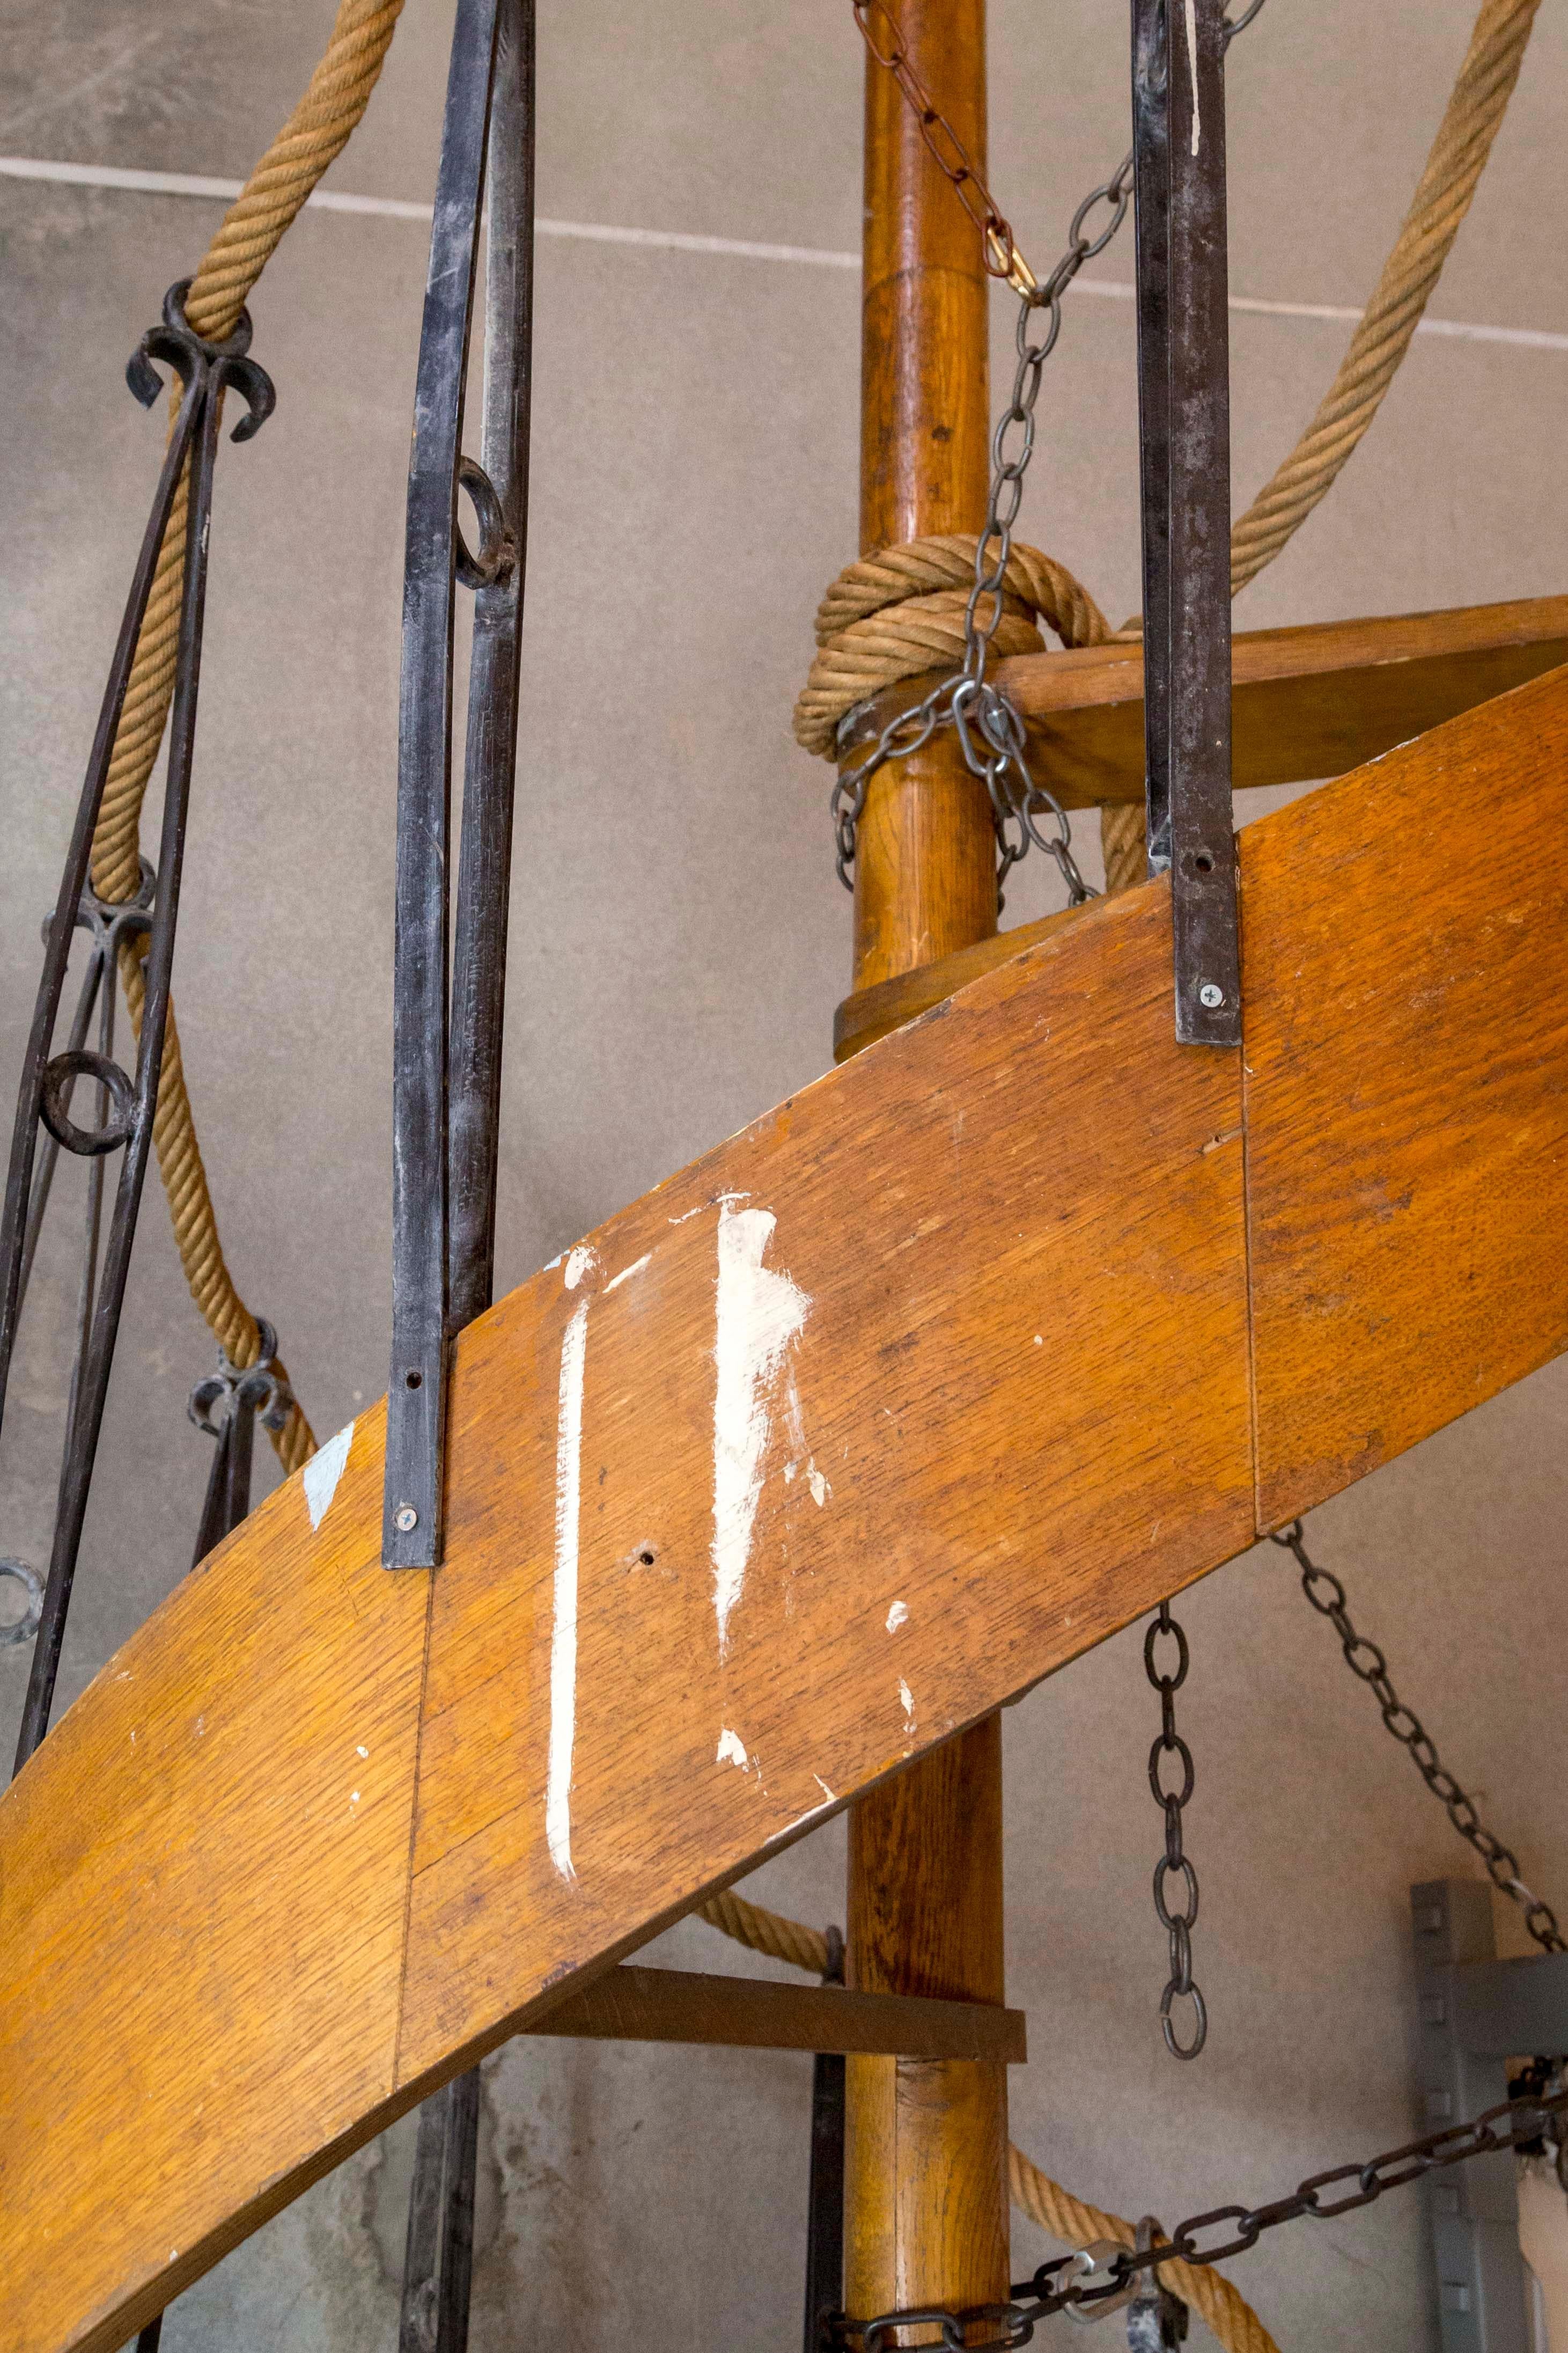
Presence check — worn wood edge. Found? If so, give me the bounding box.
[529,1965,1028,2059]
[833,900,1084,1060]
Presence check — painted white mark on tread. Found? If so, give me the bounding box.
[1183,0,1202,153]
[886,1600,909,1634]
[807,1462,829,1507]
[548,1296,591,1880]
[711,1203,811,1656]
[814,1775,837,1804]
[302,1420,354,1531]
[717,1727,749,1769]
[898,1678,916,1726]
[605,1251,652,1293]
[565,1244,597,1291]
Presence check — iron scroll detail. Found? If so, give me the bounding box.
[0,282,274,1773]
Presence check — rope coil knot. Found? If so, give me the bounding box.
[792,533,1113,763]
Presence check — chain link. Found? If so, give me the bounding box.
[828,2085,1568,2346]
[851,0,1035,294]
[1146,1599,1207,2059]
[1273,1519,1565,1954]
[833,1,1268,904]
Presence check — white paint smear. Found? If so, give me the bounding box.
[886,1600,909,1634]
[716,1727,749,1769]
[807,1462,829,1507]
[1183,0,1202,153]
[605,1251,652,1294]
[547,1298,590,1880]
[898,1678,916,1724]
[302,1421,354,1532]
[565,1245,597,1291]
[710,1203,811,1656]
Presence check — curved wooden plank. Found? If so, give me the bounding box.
[3,665,1568,2353]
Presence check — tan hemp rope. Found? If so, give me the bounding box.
[693,1894,1282,2353]
[795,0,1541,911]
[90,0,404,1474]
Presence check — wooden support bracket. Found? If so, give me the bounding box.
[838,596,1568,809]
[529,1966,1027,2061]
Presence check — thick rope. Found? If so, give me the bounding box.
[89,0,404,1468]
[696,1890,833,1977]
[792,536,1114,760]
[1228,0,1542,594]
[1007,2144,1281,2353]
[693,1893,1280,2353]
[800,0,1538,907]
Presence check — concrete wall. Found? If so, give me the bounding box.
[2,1,1566,2345]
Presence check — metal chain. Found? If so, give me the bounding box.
[851,0,1035,294]
[833,0,1268,903]
[1273,1519,1566,1955]
[828,2084,1568,2345]
[1146,1599,1207,2059]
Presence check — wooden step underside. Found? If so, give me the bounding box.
[4,665,1568,2353]
[840,593,1568,808]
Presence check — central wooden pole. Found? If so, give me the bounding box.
[844,0,1011,2334]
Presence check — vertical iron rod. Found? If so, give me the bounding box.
[1131,0,1240,1046]
[393,1,534,2346]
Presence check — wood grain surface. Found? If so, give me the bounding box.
[841,596,1568,808]
[529,1966,1028,2061]
[3,669,1566,2353]
[849,0,1011,2322]
[1243,661,1568,1526]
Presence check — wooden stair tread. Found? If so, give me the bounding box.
[531,1966,1027,2060]
[5,664,1568,2353]
[840,595,1568,808]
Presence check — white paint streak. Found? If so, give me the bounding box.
[547,1298,591,1880]
[886,1600,909,1634]
[807,1463,829,1507]
[605,1251,652,1294]
[301,1420,354,1531]
[1183,0,1202,152]
[356,1744,369,1759]
[898,1678,916,1725]
[716,1727,749,1769]
[710,1204,811,1656]
[814,1775,837,1804]
[565,1245,597,1291]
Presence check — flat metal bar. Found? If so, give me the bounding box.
[804,1930,847,2353]
[382,0,503,1568]
[448,0,535,1335]
[1132,0,1240,1045]
[395,4,533,2346]
[1130,0,1172,878]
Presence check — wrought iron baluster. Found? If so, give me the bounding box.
[0,284,274,1775]
[389,0,534,2343]
[1131,0,1240,1045]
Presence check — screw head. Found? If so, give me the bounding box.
[393,1504,418,1534]
[1197,981,1225,1009]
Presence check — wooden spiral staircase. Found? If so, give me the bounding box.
[2,5,1564,2351]
[3,642,1568,2352]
